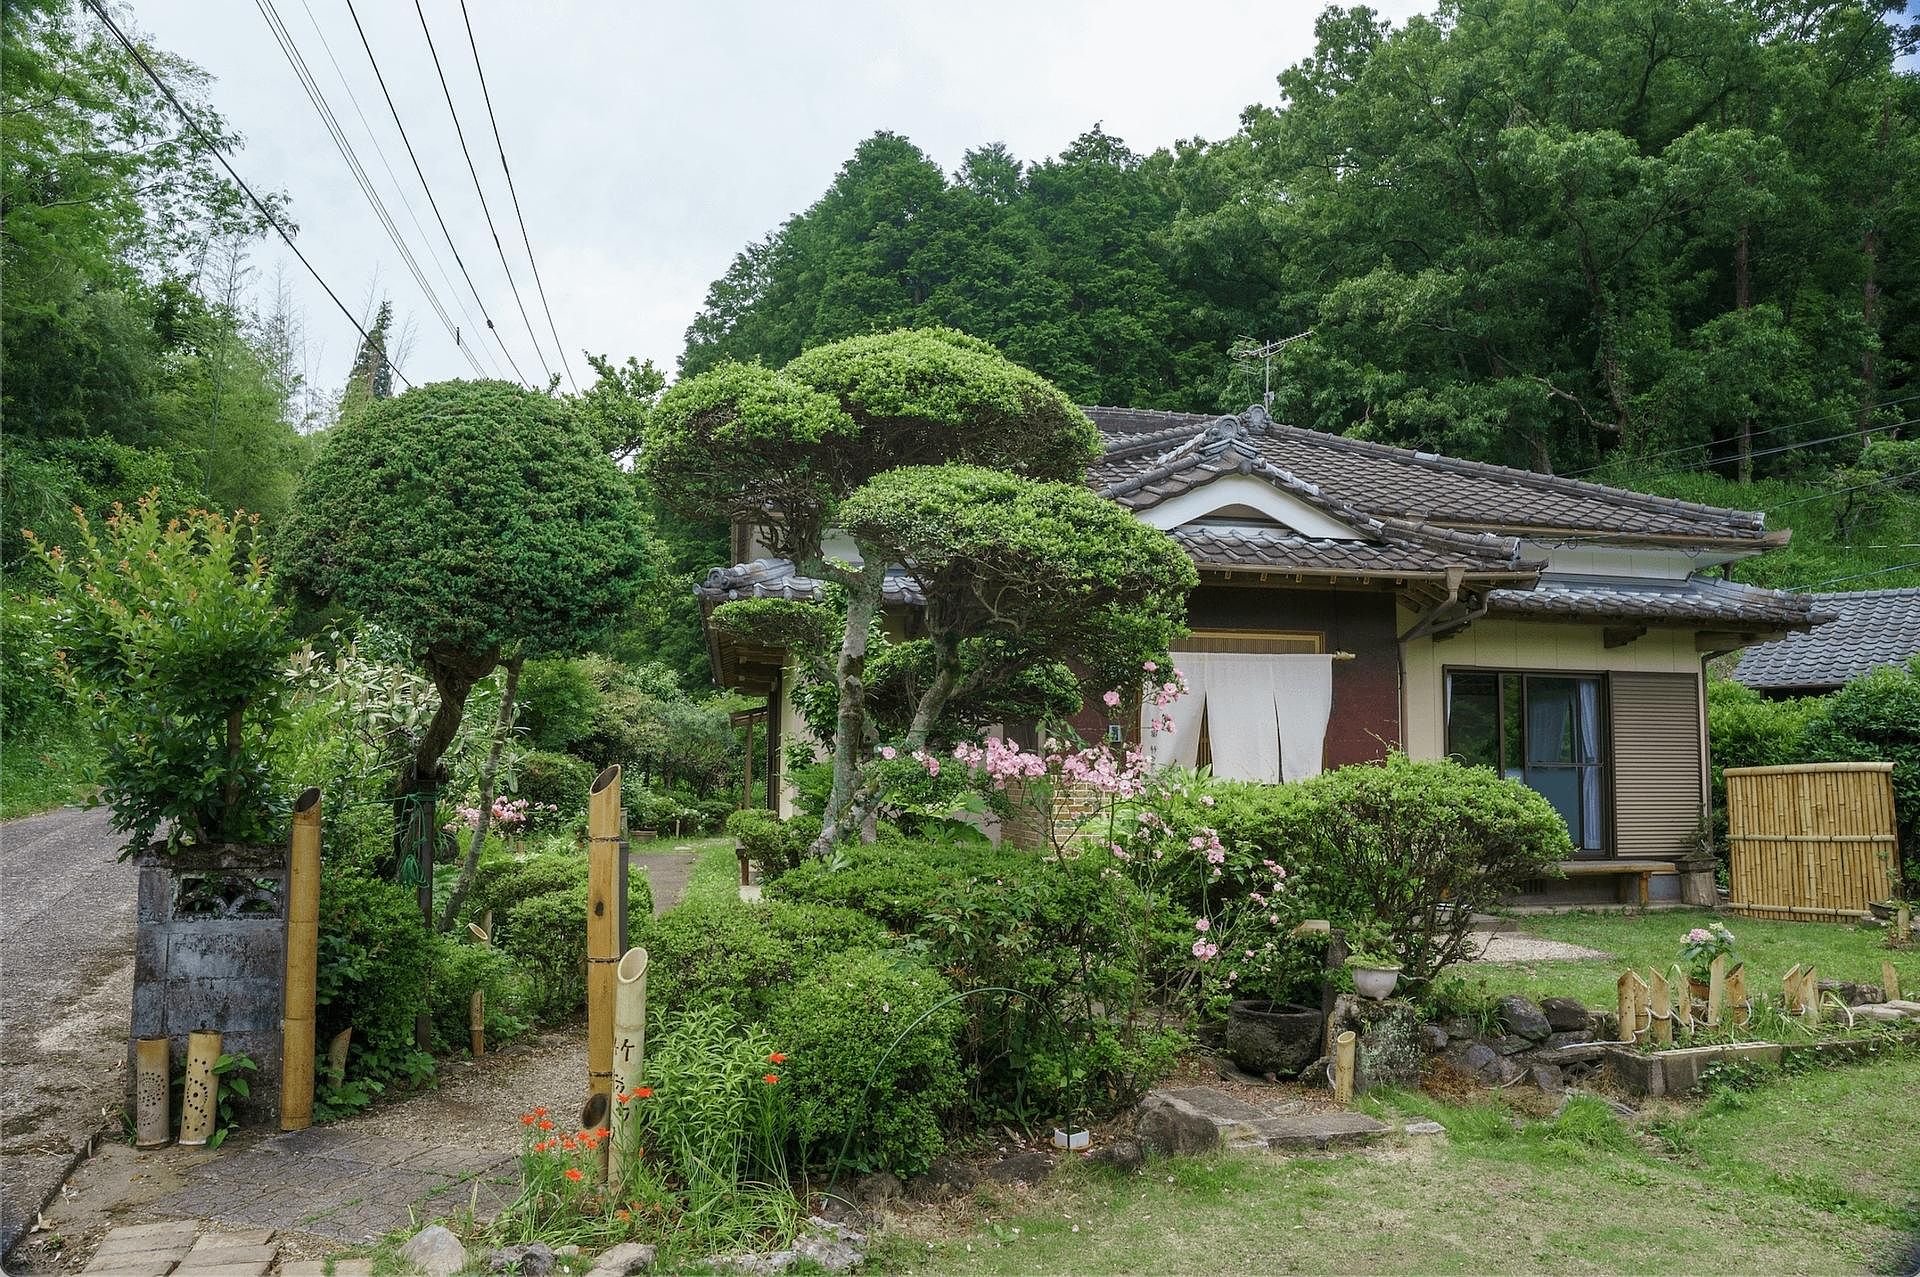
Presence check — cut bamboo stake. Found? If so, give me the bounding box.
[1884,959,1902,1003]
[1618,971,1648,1044]
[1725,964,1748,1028]
[327,1027,352,1085]
[609,946,649,1193]
[1332,1030,1357,1105]
[1707,954,1727,1027]
[280,787,322,1131]
[470,991,485,1057]
[178,1030,222,1146]
[1898,906,1913,947]
[135,1037,170,1148]
[586,765,623,1111]
[1782,964,1804,1014]
[1669,964,1694,1034]
[1803,965,1820,1026]
[1648,969,1672,1046]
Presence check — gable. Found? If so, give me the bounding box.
[1135,473,1363,541]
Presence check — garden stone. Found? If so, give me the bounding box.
[1818,979,1884,1006]
[555,1247,581,1259]
[1887,1001,1920,1017]
[1481,1054,1525,1085]
[1089,1138,1145,1172]
[398,1225,467,1277]
[1439,1016,1476,1041]
[1540,997,1591,1033]
[1136,1093,1223,1157]
[1543,1030,1593,1049]
[791,1232,863,1274]
[1404,1120,1447,1136]
[907,1155,982,1202]
[584,1242,657,1277]
[852,1170,903,1207]
[1488,1033,1536,1056]
[1421,1024,1449,1052]
[1853,1004,1907,1023]
[986,1149,1055,1184]
[1529,1062,1566,1095]
[1452,1042,1497,1075]
[1497,995,1553,1041]
[488,1242,556,1275]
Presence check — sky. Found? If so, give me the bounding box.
[133,0,1433,395]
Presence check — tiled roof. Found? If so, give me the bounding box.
[1172,523,1536,579]
[1087,406,1782,546]
[1731,587,1920,690]
[1484,575,1830,629]
[697,560,926,606]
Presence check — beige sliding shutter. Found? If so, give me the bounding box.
[1609,671,1706,859]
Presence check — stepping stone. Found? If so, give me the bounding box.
[175,1232,278,1277]
[1158,1087,1273,1123]
[278,1262,374,1277]
[85,1221,198,1274]
[1247,1112,1392,1150]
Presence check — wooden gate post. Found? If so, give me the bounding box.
[280,788,323,1130]
[586,766,623,1115]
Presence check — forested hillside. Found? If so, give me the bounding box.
[685,0,1919,491]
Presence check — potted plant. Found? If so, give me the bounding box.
[1680,921,1739,998]
[1343,922,1402,1000]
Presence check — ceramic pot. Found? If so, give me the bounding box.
[1350,965,1401,1001]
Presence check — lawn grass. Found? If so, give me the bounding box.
[0,718,97,821]
[1459,908,1919,1010]
[878,1054,1920,1276]
[674,835,745,910]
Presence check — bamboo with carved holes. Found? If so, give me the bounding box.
[1648,970,1672,1046]
[587,765,623,1109]
[1332,1031,1356,1105]
[178,1029,222,1146]
[610,947,649,1193]
[135,1038,170,1148]
[280,788,322,1131]
[1725,964,1748,1028]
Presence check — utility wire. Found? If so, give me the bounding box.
[293,0,505,380]
[1579,416,1918,486]
[255,0,485,378]
[456,0,577,393]
[1793,560,1920,590]
[341,0,530,386]
[1768,466,1920,509]
[79,0,413,390]
[1563,389,1920,478]
[412,0,556,387]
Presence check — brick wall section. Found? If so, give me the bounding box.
[1001,779,1110,850]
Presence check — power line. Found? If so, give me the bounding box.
[1769,466,1920,509]
[254,0,485,379]
[411,0,556,387]
[292,0,505,380]
[456,0,577,393]
[1563,389,1920,478]
[341,0,531,386]
[1794,560,1920,590]
[1581,416,1918,487]
[79,0,413,390]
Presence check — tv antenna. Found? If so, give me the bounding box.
[1231,330,1313,409]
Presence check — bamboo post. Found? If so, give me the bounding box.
[280,788,322,1131]
[1649,969,1672,1047]
[470,991,485,1057]
[1707,954,1727,1027]
[1669,964,1694,1035]
[1781,963,1803,1014]
[1803,965,1820,1026]
[1617,971,1648,1044]
[1725,964,1748,1028]
[1332,1030,1357,1105]
[609,946,649,1192]
[1898,906,1913,948]
[1883,960,1902,1003]
[135,1038,171,1148]
[586,765,622,1111]
[178,1030,222,1146]
[327,1027,352,1085]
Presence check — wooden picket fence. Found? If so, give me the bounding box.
[1615,956,1907,1045]
[1725,762,1899,922]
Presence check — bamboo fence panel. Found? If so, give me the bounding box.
[1726,763,1897,921]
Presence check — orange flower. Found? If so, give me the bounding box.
[565,1168,584,1182]
[520,1113,536,1125]
[763,1073,780,1085]
[561,1137,578,1152]
[534,1106,549,1117]
[616,1092,632,1105]
[616,1209,631,1222]
[768,1052,788,1064]
[634,1087,653,1099]
[538,1119,555,1131]
[597,1127,610,1139]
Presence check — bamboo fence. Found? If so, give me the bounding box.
[1725,763,1898,921]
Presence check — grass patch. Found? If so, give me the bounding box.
[673,836,745,911]
[0,719,97,820]
[887,1055,1920,1275]
[1461,908,1919,1009]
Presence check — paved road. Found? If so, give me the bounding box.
[0,805,136,1258]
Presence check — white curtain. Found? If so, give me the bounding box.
[1576,679,1603,850]
[1143,653,1333,783]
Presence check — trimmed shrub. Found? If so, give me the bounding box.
[766,838,1033,931]
[430,937,531,1054]
[315,868,434,1103]
[1706,679,1826,821]
[470,846,653,935]
[726,809,819,878]
[500,886,589,1019]
[512,751,596,832]
[643,899,884,1027]
[769,949,964,1176]
[515,658,602,752]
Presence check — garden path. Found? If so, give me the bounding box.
[1466,932,1611,963]
[629,846,701,915]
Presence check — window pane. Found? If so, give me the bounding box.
[1446,673,1499,769]
[1501,674,1525,779]
[1527,767,1583,842]
[1526,677,1581,766]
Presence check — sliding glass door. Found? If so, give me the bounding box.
[1445,671,1607,856]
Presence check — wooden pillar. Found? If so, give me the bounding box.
[741,719,755,811]
[280,787,322,1130]
[765,675,781,811]
[586,766,622,1111]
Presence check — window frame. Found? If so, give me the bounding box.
[1443,665,1614,858]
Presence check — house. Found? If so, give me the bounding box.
[700,405,1826,902]
[1731,587,1920,696]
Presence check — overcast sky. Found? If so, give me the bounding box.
[135,0,1431,393]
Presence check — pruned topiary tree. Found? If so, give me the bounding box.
[279,379,652,852]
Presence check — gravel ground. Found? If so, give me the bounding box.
[1467,931,1613,963]
[0,805,137,1260]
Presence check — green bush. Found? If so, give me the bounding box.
[727,809,819,878]
[512,751,596,832]
[516,658,601,752]
[1804,659,1920,888]
[315,867,435,1107]
[500,886,590,1020]
[769,949,964,1176]
[643,899,883,1027]
[1209,754,1572,985]
[430,937,531,1054]
[0,592,67,744]
[1707,679,1826,829]
[766,838,1033,931]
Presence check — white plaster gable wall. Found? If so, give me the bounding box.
[1517,542,1748,579]
[1136,474,1362,540]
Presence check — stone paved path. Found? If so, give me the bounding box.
[73,1220,376,1277]
[630,848,700,915]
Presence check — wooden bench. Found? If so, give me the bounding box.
[1556,860,1664,907]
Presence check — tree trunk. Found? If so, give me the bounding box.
[395,647,496,861]
[814,559,887,853]
[902,631,962,753]
[438,655,522,932]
